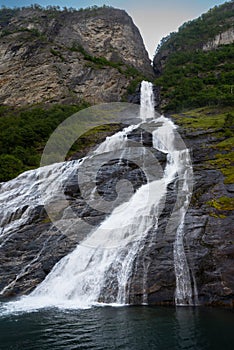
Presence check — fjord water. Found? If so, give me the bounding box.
[0,306,233,350]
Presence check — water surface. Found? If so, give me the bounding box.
[0,306,233,349]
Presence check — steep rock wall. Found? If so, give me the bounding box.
[0,7,153,106]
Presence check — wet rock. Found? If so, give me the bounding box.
[127,120,233,307]
[128,84,161,110]
[0,116,233,307]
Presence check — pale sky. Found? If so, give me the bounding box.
[1,0,229,59]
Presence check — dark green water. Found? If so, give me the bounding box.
[0,306,233,350]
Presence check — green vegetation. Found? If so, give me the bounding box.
[0,7,18,26]
[172,107,234,184]
[125,78,143,95]
[0,104,126,182]
[214,137,234,150]
[0,4,148,183]
[207,196,234,211]
[0,5,146,98]
[172,107,233,130]
[154,2,234,112]
[156,2,234,53]
[0,5,114,40]
[50,48,65,62]
[0,103,89,182]
[67,124,122,158]
[70,44,145,79]
[70,44,122,69]
[0,4,113,18]
[208,152,234,184]
[0,27,45,38]
[155,44,234,111]
[0,154,23,181]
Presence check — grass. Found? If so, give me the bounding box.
[70,44,122,69]
[206,196,234,219]
[69,44,148,92]
[0,27,47,40]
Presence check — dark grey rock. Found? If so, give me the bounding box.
[0,122,233,306]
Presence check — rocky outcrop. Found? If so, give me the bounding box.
[0,7,153,106]
[143,123,234,306]
[131,116,233,307]
[203,27,234,51]
[0,126,159,297]
[178,127,233,306]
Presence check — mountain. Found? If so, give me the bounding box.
[0,5,154,182]
[0,5,153,107]
[0,4,233,307]
[153,1,234,111]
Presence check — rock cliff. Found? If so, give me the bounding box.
[144,109,234,306]
[203,27,234,51]
[0,6,153,106]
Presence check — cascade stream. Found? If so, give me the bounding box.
[0,81,195,313]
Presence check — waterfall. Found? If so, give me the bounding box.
[0,161,80,243]
[140,81,155,121]
[0,81,195,313]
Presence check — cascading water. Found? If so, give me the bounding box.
[140,81,155,121]
[0,80,195,313]
[152,116,194,305]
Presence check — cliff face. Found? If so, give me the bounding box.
[203,27,234,51]
[153,2,234,111]
[169,109,234,306]
[158,3,234,303]
[153,2,234,76]
[0,7,153,106]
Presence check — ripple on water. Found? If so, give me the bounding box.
[0,305,233,350]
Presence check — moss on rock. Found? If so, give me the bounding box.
[207,196,234,211]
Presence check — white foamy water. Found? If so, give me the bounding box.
[0,81,195,314]
[140,81,155,121]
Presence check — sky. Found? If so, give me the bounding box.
[1,0,228,59]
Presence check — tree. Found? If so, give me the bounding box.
[0,154,23,182]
